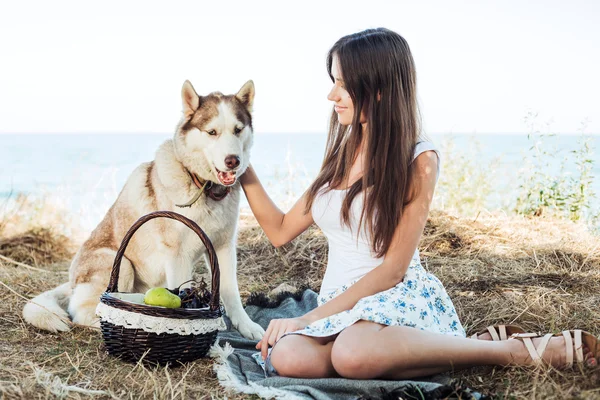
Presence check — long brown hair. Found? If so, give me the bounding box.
[304,28,427,258]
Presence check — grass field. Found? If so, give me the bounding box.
[1,209,600,399]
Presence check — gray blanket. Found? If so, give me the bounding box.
[210,289,484,400]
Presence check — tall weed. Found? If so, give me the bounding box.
[515,113,597,226]
[432,135,502,216]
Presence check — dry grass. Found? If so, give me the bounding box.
[0,229,75,268]
[1,210,600,399]
[420,211,600,399]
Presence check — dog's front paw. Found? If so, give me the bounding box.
[233,318,265,340]
[72,314,100,329]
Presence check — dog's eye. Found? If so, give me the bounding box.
[207,130,217,136]
[234,127,242,134]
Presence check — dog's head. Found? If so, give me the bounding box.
[174,80,255,187]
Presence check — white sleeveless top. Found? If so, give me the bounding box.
[312,141,441,296]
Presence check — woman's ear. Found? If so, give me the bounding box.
[377,91,381,102]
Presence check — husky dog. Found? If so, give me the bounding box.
[22,80,265,340]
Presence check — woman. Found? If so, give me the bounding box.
[240,27,598,379]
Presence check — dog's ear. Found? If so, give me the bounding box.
[181,80,200,118]
[235,80,255,112]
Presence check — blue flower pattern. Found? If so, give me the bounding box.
[288,256,466,339]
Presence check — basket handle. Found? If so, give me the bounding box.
[106,211,221,312]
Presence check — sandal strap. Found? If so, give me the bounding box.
[536,334,553,359]
[563,330,574,368]
[499,325,508,340]
[521,337,540,363]
[487,326,501,341]
[574,329,584,363]
[513,333,553,364]
[512,332,539,338]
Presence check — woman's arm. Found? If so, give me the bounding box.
[240,163,315,248]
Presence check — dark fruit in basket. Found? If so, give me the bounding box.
[178,278,211,309]
[197,288,211,306]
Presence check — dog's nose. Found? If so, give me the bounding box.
[224,155,240,169]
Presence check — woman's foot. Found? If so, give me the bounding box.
[508,331,598,368]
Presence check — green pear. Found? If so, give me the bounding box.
[144,287,182,308]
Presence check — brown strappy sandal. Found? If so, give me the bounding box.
[511,330,600,368]
[470,324,526,341]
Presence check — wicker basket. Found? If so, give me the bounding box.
[95,211,226,366]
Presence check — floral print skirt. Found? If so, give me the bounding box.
[253,258,465,376]
[296,259,465,338]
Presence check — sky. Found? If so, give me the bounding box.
[0,0,598,135]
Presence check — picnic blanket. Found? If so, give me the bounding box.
[209,288,485,400]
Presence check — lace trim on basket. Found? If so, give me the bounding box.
[95,302,227,335]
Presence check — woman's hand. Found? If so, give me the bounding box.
[239,163,255,186]
[256,316,312,360]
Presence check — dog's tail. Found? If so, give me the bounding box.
[22,282,72,332]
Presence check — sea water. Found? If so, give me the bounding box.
[1,132,597,232]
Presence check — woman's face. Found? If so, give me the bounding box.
[327,55,366,126]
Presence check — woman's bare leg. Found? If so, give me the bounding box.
[269,333,339,378]
[329,321,593,380]
[269,331,450,378]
